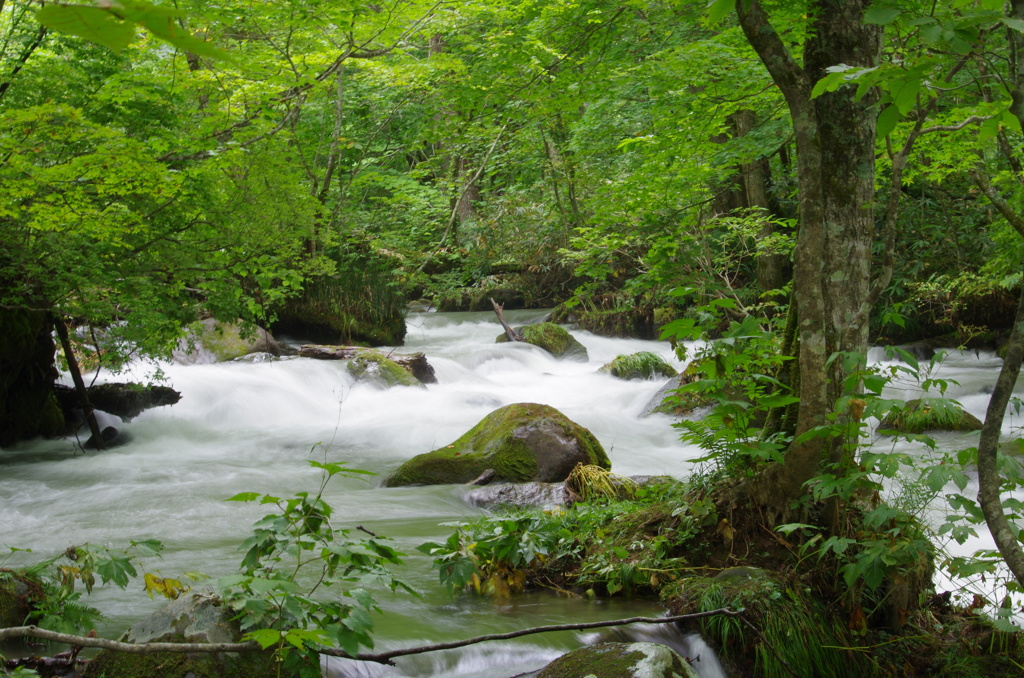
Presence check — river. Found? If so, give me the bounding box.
[0,311,1015,676]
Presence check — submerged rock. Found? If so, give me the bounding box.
[879,398,983,434]
[601,352,677,380]
[385,403,609,487]
[465,482,569,510]
[496,322,588,361]
[346,350,426,388]
[82,593,300,678]
[536,642,698,678]
[299,345,437,384]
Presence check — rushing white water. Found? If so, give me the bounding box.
[2,314,1020,676]
[0,310,706,677]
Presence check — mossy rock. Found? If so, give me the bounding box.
[879,398,983,434]
[174,319,279,364]
[346,350,425,388]
[385,403,609,487]
[0,570,43,627]
[496,322,588,361]
[82,593,303,678]
[537,642,698,678]
[600,352,677,381]
[641,360,716,418]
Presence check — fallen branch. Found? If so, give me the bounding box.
[490,298,523,342]
[0,608,741,666]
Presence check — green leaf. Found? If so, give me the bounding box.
[876,104,900,138]
[36,5,137,53]
[226,492,262,502]
[706,0,736,25]
[863,6,901,25]
[244,628,282,650]
[1002,17,1024,34]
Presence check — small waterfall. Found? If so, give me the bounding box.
[581,623,727,678]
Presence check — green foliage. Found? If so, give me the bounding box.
[219,457,412,664]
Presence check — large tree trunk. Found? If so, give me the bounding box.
[736,0,882,512]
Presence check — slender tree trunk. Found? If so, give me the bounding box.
[53,317,104,450]
[736,0,882,513]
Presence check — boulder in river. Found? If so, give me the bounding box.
[385,403,609,487]
[879,398,983,434]
[346,350,427,388]
[54,382,181,421]
[298,345,437,384]
[82,592,300,678]
[601,352,677,380]
[173,319,281,365]
[536,641,698,678]
[496,322,588,361]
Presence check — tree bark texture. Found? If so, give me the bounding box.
[737,0,882,509]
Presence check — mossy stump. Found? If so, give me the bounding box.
[496,322,588,361]
[879,398,983,434]
[385,403,609,486]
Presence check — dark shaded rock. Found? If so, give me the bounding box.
[496,323,588,361]
[82,593,302,678]
[55,382,182,421]
[601,352,677,380]
[297,345,437,384]
[536,642,698,678]
[0,570,41,628]
[879,398,983,434]
[385,403,609,487]
[470,287,525,311]
[84,426,126,450]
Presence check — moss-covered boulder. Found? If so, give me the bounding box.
[54,382,181,422]
[385,403,609,487]
[82,593,302,678]
[346,350,425,388]
[173,319,280,365]
[601,352,677,380]
[0,570,43,627]
[641,360,717,418]
[537,642,698,678]
[496,322,588,361]
[879,398,983,434]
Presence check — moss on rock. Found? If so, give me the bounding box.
[496,322,588,361]
[601,352,677,381]
[537,642,697,678]
[879,398,983,434]
[346,350,425,388]
[385,403,609,487]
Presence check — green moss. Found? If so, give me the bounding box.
[346,350,425,388]
[880,398,983,434]
[82,646,298,678]
[496,322,588,360]
[600,352,677,380]
[537,642,696,678]
[385,403,609,486]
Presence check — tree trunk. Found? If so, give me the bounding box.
[737,0,882,513]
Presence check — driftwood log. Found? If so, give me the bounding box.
[297,346,437,384]
[490,298,522,342]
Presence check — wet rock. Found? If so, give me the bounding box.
[879,398,983,434]
[298,345,437,384]
[496,322,588,361]
[466,482,569,510]
[601,352,677,380]
[173,319,281,365]
[385,403,609,487]
[346,350,426,389]
[82,593,300,678]
[55,382,181,421]
[536,642,698,678]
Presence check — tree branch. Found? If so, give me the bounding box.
[0,608,741,666]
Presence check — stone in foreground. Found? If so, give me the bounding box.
[385,403,609,487]
[536,642,698,678]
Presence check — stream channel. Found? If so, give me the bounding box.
[0,309,1018,676]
